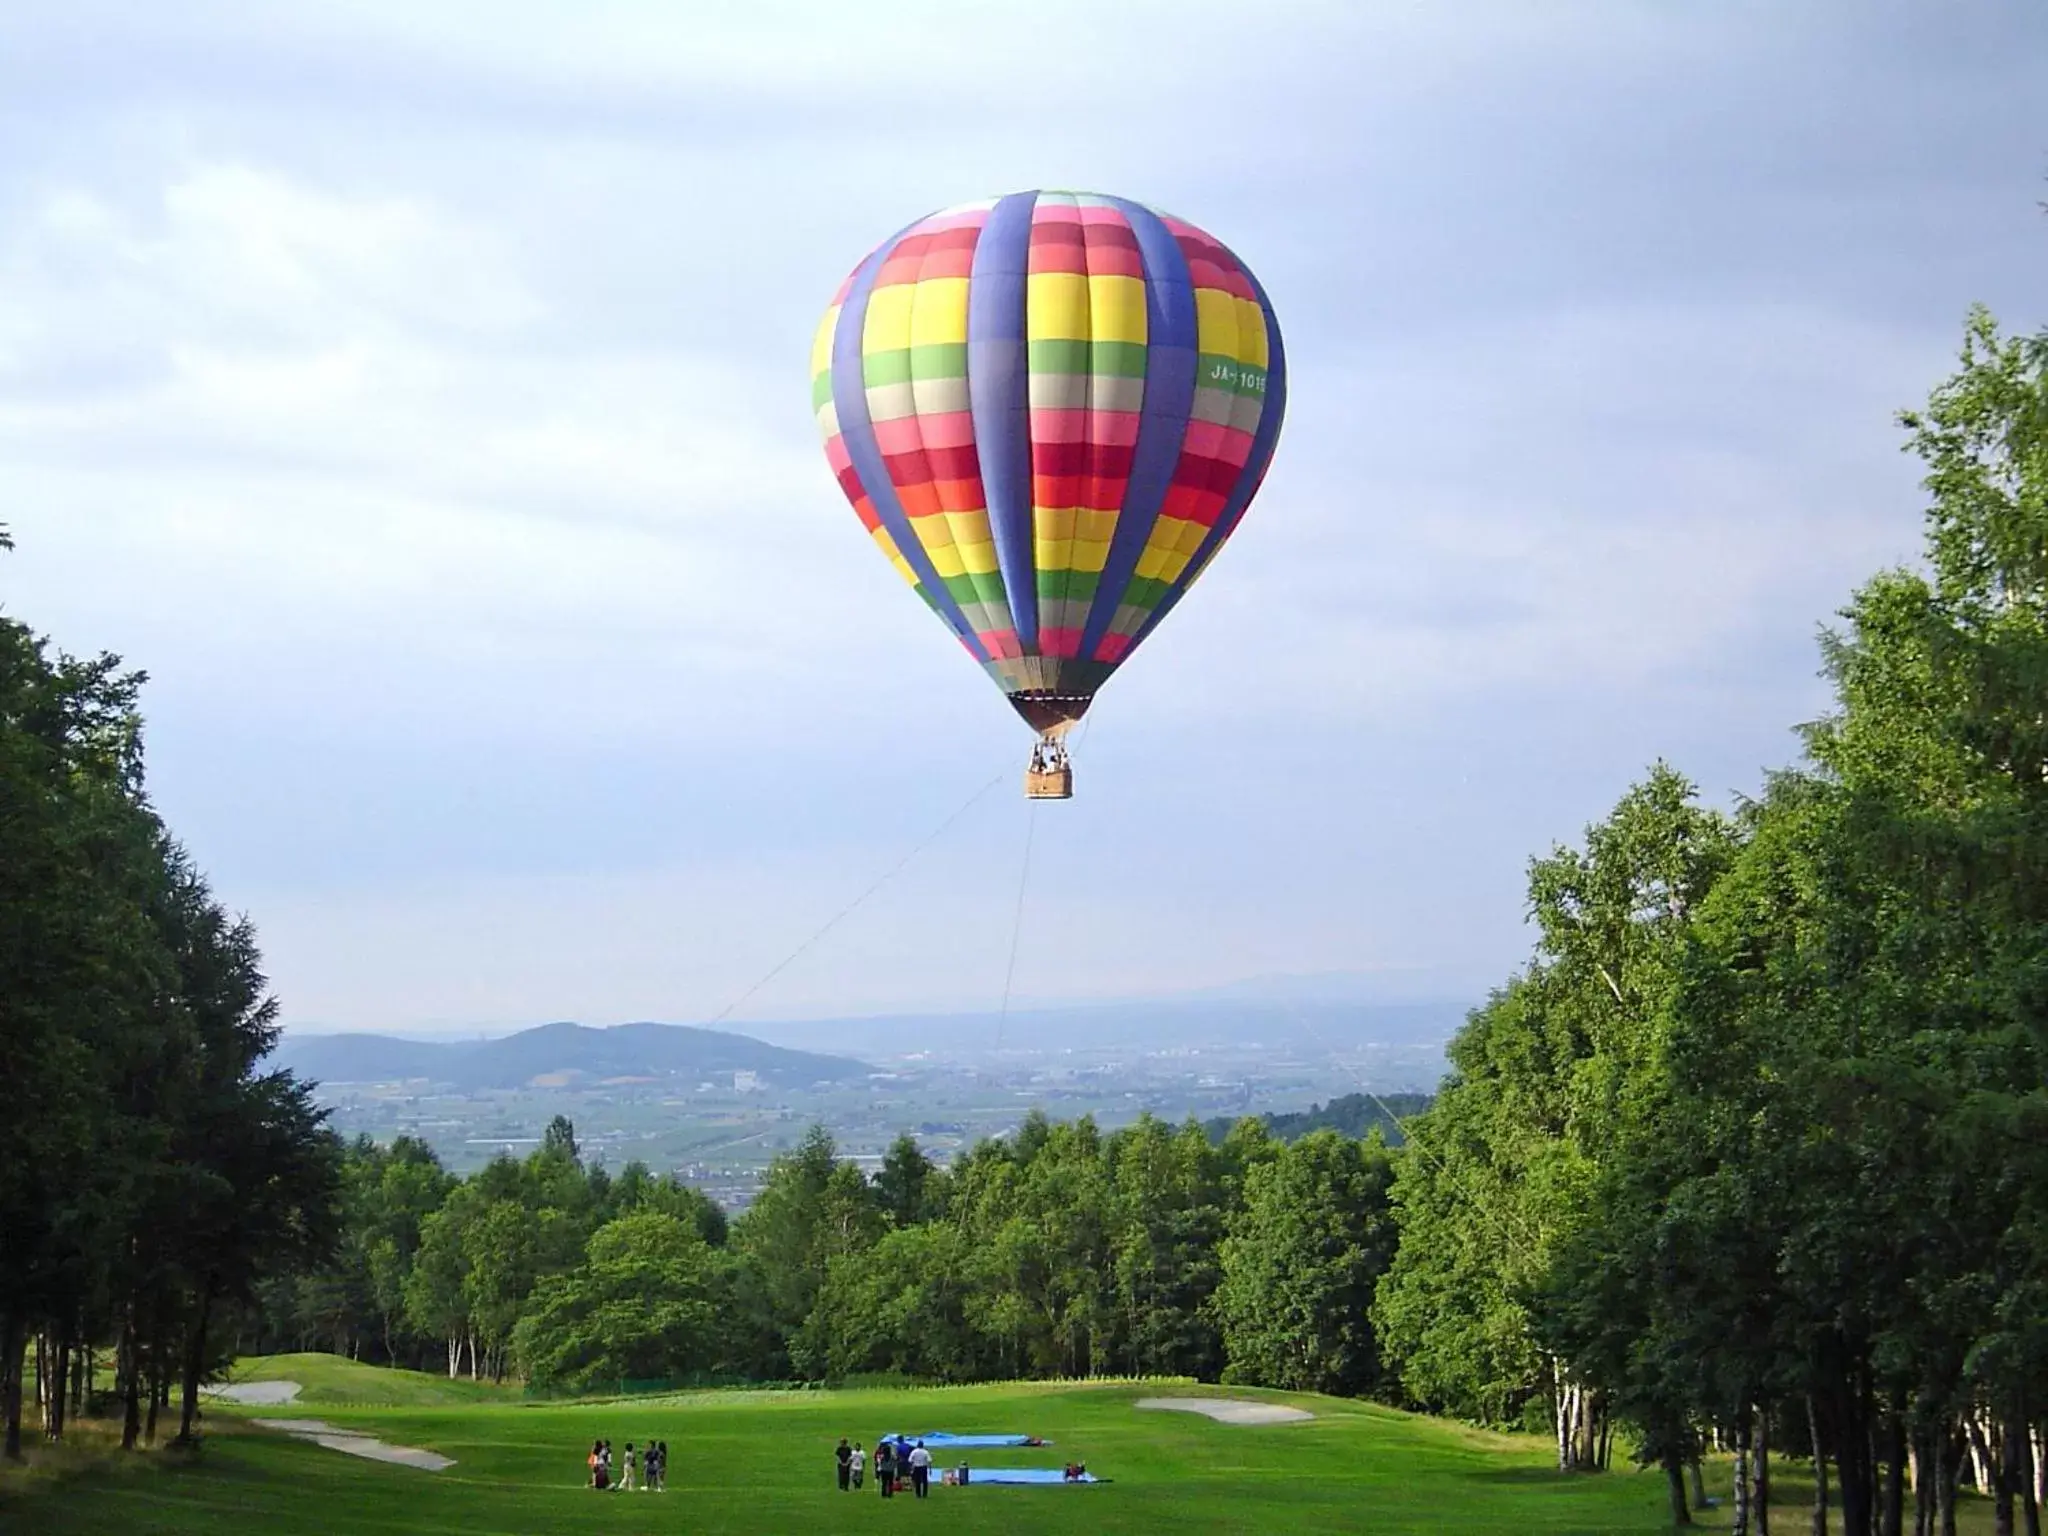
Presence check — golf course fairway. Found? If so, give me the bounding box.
[0,1358,1727,1534]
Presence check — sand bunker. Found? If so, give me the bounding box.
[252,1417,455,1471]
[1135,1397,1314,1425]
[203,1380,302,1406]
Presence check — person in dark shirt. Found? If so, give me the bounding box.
[876,1437,896,1497]
[836,1436,852,1491]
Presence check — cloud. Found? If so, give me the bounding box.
[2,2,2042,1028]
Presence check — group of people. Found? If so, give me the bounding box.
[835,1436,934,1499]
[585,1438,668,1492]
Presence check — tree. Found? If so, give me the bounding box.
[0,534,339,1454]
[874,1134,935,1228]
[1375,766,1735,1470]
[513,1212,718,1392]
[1218,1130,1395,1397]
[541,1115,580,1164]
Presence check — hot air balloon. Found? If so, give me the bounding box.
[811,191,1286,798]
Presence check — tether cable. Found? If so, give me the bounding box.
[1276,998,1547,1260]
[700,767,1006,1030]
[993,801,1039,1052]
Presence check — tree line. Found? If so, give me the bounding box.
[249,1109,1398,1404]
[1372,312,2048,1536]
[0,521,338,1458]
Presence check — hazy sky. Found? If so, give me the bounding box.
[3,2,2043,1033]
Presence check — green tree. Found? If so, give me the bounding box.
[1218,1130,1394,1397]
[874,1133,935,1228]
[513,1211,718,1392]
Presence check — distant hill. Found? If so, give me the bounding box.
[274,1020,868,1092]
[1204,1091,1435,1148]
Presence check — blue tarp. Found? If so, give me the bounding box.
[964,1468,1099,1485]
[892,1432,1044,1448]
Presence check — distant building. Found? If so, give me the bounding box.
[733,1069,761,1093]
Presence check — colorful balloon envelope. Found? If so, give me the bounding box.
[811,190,1286,797]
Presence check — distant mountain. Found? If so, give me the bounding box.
[274,1021,868,1091]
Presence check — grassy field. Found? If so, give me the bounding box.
[217,1352,519,1406]
[0,1356,1999,1534]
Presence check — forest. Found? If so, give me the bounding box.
[3,312,2045,1536]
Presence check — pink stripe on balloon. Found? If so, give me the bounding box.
[872,417,926,454]
[1180,420,1255,465]
[1028,408,1140,446]
[911,408,977,449]
[1039,626,1082,658]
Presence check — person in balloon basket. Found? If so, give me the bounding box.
[908,1439,932,1498]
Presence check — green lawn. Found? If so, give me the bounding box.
[0,1356,1998,1534]
[218,1352,519,1407]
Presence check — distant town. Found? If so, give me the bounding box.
[286,1014,1451,1207]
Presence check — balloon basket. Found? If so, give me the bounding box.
[1025,737,1073,800]
[1025,764,1073,800]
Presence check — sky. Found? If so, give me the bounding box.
[2,2,2043,1035]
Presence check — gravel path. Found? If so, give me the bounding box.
[1134,1396,1315,1425]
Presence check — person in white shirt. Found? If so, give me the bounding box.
[908,1440,933,1499]
[850,1442,866,1489]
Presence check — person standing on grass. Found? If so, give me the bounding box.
[588,1439,603,1489]
[836,1436,853,1490]
[851,1441,865,1490]
[876,1437,895,1497]
[909,1439,932,1498]
[624,1442,640,1491]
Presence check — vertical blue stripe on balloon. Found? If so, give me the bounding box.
[967,191,1039,651]
[1077,196,1197,664]
[1129,258,1286,651]
[833,229,991,663]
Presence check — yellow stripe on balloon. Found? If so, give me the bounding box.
[1194,288,1242,359]
[1026,272,1091,341]
[1234,297,1268,367]
[811,305,840,379]
[1087,275,1147,345]
[909,277,971,347]
[863,284,916,351]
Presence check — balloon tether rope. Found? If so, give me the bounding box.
[1278,1000,1544,1259]
[993,802,1038,1052]
[701,768,1004,1031]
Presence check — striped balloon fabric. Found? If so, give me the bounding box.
[812,190,1286,736]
